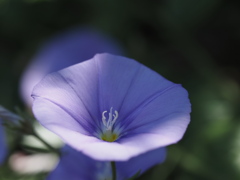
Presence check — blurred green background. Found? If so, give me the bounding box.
[1,0,240,179]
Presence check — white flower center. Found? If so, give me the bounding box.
[101,107,119,142]
[102,107,118,131]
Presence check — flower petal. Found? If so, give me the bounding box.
[47,145,166,180]
[116,147,166,179]
[32,58,104,134]
[32,98,90,135]
[47,146,97,180]
[122,85,190,132]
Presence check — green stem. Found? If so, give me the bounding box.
[32,131,61,156]
[111,161,117,180]
[21,145,51,153]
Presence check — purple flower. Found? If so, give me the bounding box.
[20,27,123,106]
[47,146,166,180]
[32,53,191,161]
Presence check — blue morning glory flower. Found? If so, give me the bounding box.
[19,27,168,179]
[32,53,191,161]
[47,145,166,180]
[20,27,123,107]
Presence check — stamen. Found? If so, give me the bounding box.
[102,111,107,126]
[101,107,118,131]
[101,107,119,142]
[112,111,118,125]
